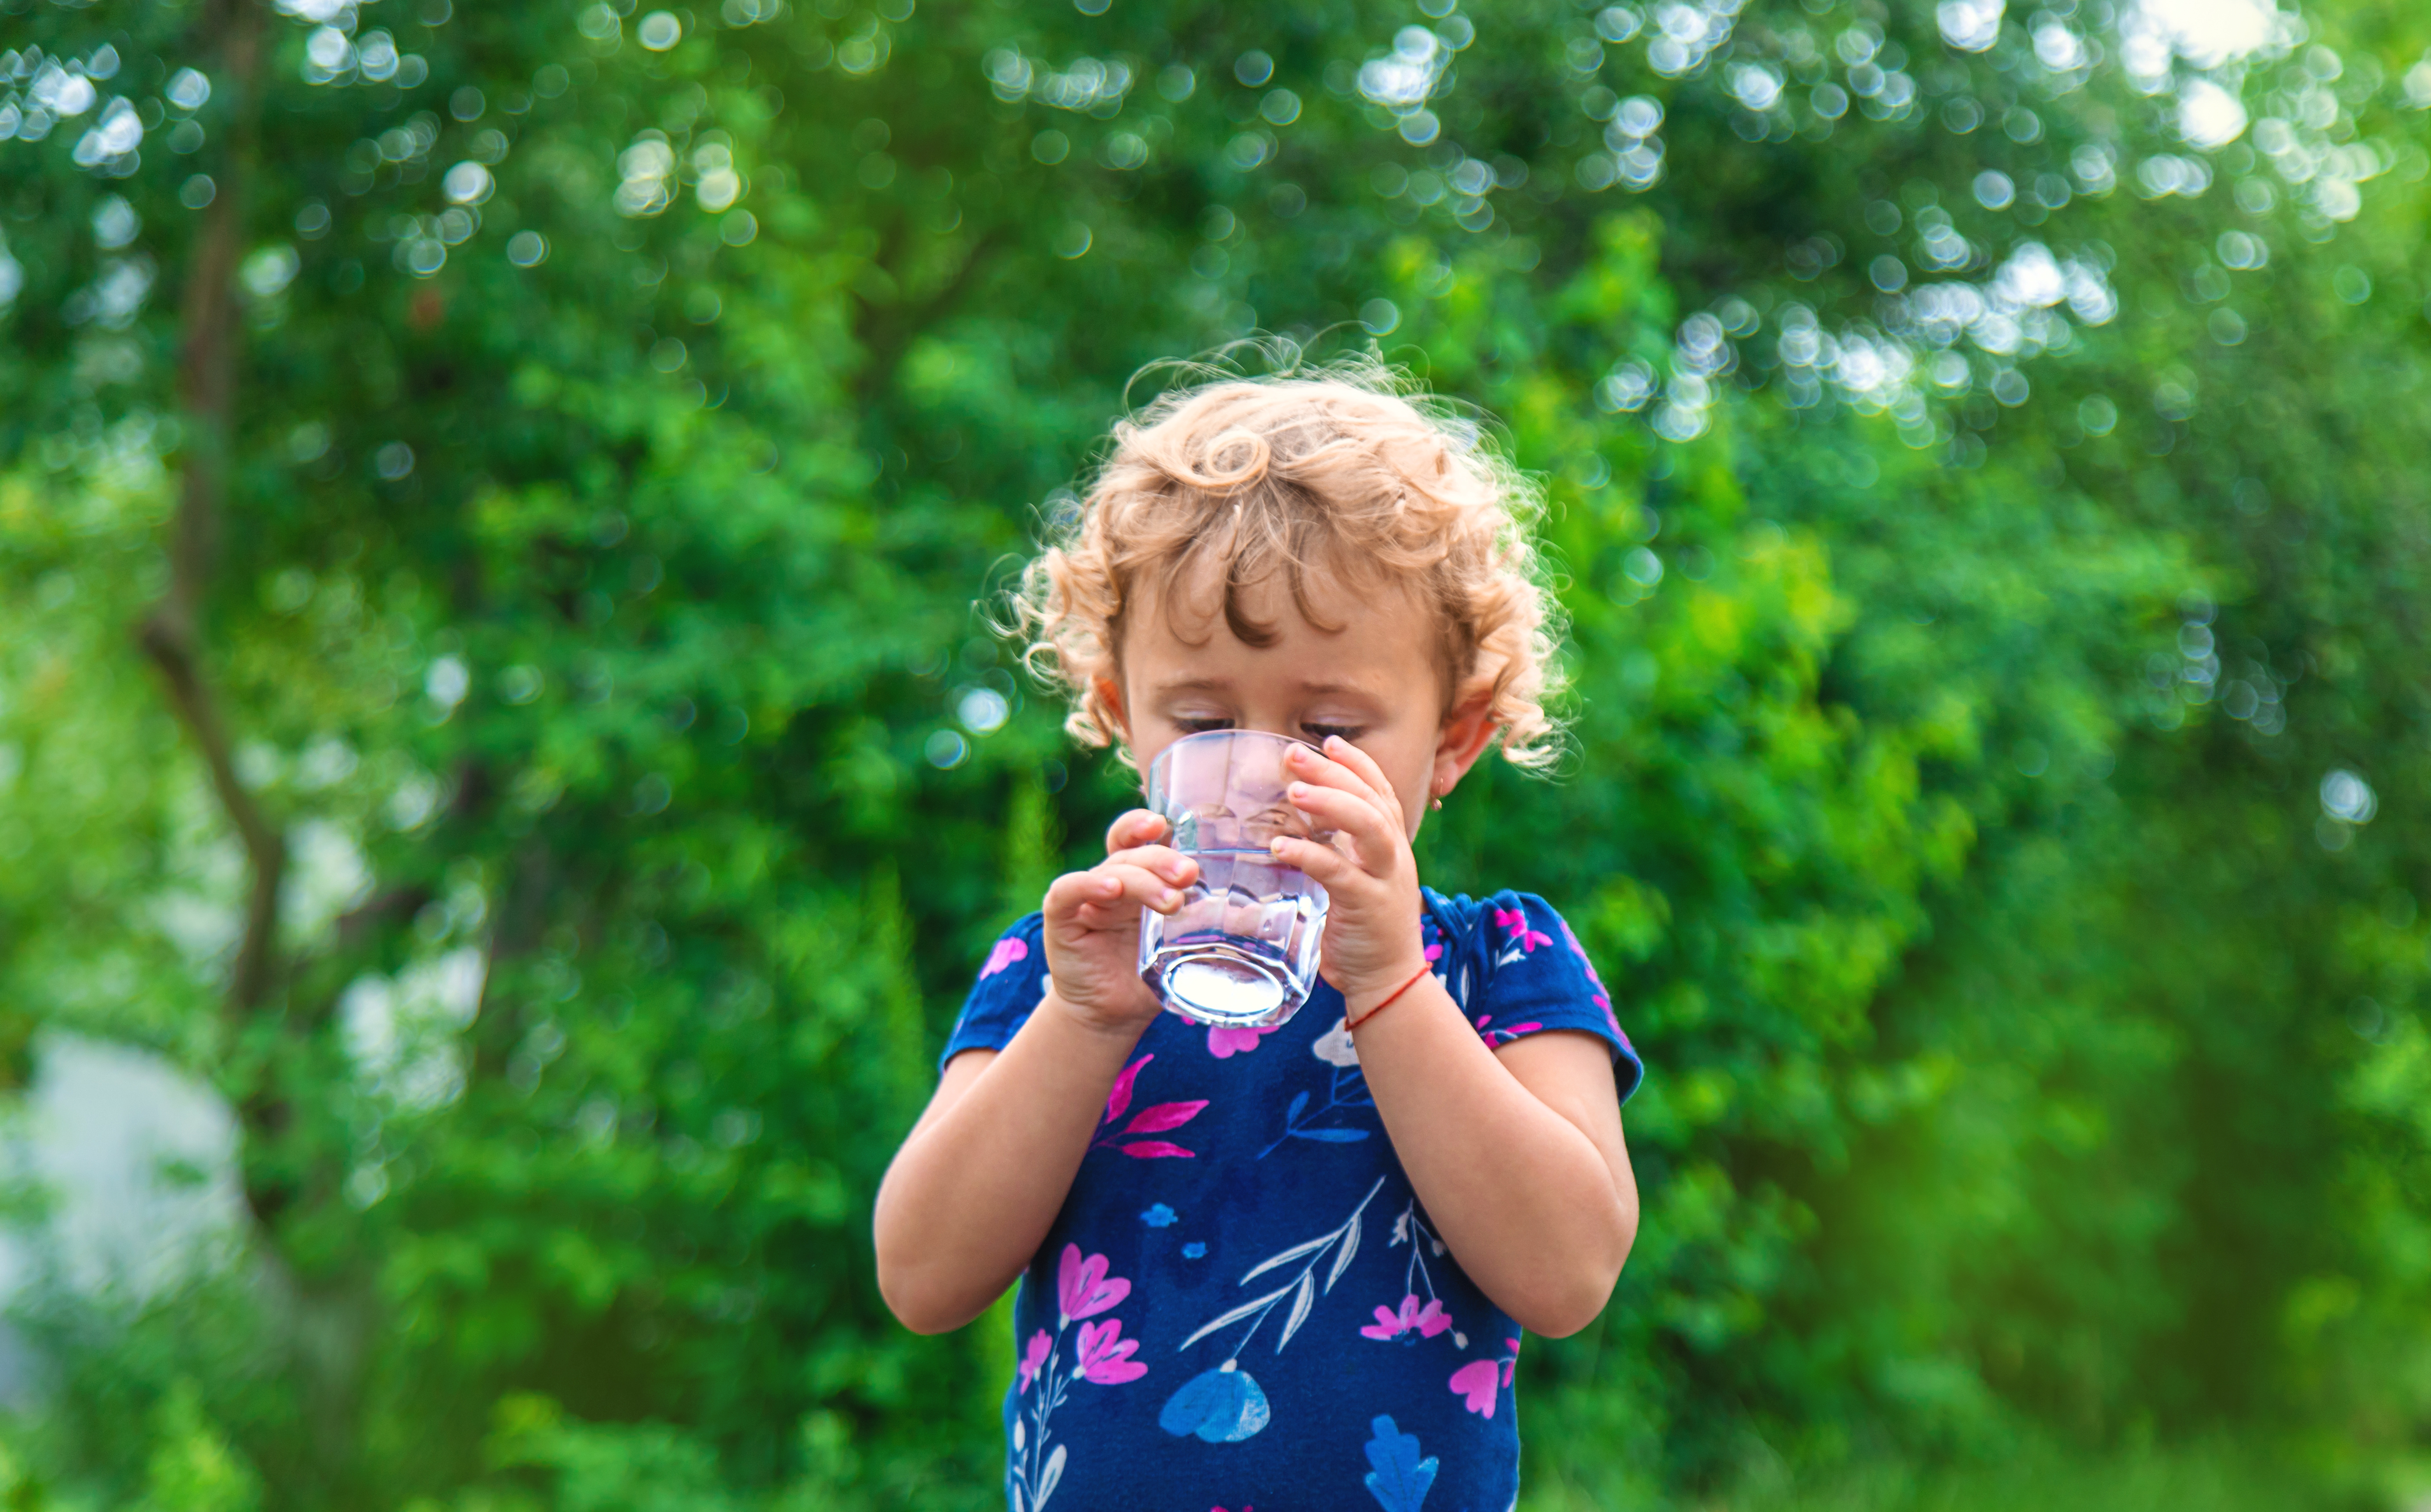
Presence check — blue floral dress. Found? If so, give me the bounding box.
[941,888,1644,1512]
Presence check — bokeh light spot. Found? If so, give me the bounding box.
[638,11,683,51]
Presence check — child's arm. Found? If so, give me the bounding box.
[1347,994,1636,1338]
[872,812,1195,1334]
[1271,738,1639,1338]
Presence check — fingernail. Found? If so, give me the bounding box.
[1161,889,1182,909]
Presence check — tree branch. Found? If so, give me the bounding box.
[139,617,286,1012]
[137,0,278,1021]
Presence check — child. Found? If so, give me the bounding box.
[874,365,1643,1509]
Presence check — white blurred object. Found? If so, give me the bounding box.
[0,1034,245,1335]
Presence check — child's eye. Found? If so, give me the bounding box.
[1174,716,1235,733]
[1303,723,1362,744]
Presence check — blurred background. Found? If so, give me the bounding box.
[1,0,2428,1507]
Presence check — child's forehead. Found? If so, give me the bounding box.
[1118,566,1444,714]
[1129,550,1434,641]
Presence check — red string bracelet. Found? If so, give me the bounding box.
[1346,962,1433,1032]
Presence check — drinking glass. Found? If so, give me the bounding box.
[1136,729,1332,1029]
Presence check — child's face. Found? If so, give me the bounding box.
[1103,561,1496,840]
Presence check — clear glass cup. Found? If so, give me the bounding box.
[1136,729,1332,1029]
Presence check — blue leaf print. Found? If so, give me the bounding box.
[1260,1066,1376,1158]
[1141,1203,1177,1228]
[1157,1363,1271,1443]
[1361,1415,1438,1512]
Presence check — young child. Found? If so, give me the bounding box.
[874,366,1643,1509]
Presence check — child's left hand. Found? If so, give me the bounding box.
[1268,735,1433,1017]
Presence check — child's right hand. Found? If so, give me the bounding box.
[1040,809,1198,1037]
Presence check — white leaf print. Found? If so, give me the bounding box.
[1236,1232,1334,1286]
[1277,1270,1317,1350]
[1013,1416,1025,1451]
[1310,1016,1360,1066]
[1179,1282,1298,1350]
[1179,1176,1390,1359]
[1012,1485,1026,1512]
[1035,1444,1067,1509]
[1325,1202,1362,1291]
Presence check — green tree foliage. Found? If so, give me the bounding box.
[0,0,2428,1505]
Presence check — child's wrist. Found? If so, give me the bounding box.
[1042,981,1156,1046]
[1342,953,1435,1026]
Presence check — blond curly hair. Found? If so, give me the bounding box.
[1014,359,1564,769]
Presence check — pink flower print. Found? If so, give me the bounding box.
[980,936,1029,978]
[1556,917,1627,1040]
[1472,1012,1544,1047]
[1095,1054,1208,1157]
[1361,1301,1411,1341]
[1493,906,1553,954]
[1556,917,1605,986]
[1424,941,1443,965]
[1449,1358,1501,1417]
[1104,1055,1151,1124]
[1056,1244,1131,1324]
[1016,1329,1052,1393]
[1361,1294,1453,1341]
[1452,1337,1521,1415]
[1075,1317,1148,1385]
[1206,1024,1275,1059]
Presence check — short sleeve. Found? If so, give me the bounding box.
[938,914,1050,1073]
[1465,891,1644,1104]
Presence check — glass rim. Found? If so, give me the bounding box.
[1146,726,1324,773]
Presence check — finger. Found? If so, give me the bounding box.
[1285,781,1404,876]
[1268,832,1357,888]
[1105,809,1169,854]
[1096,861,1190,915]
[1104,844,1200,888]
[1284,740,1399,819]
[1047,863,1189,924]
[1074,900,1144,931]
[1045,867,1129,924]
[1318,735,1403,810]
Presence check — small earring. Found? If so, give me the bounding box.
[1428,791,1444,812]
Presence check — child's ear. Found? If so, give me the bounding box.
[1430,683,1500,799]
